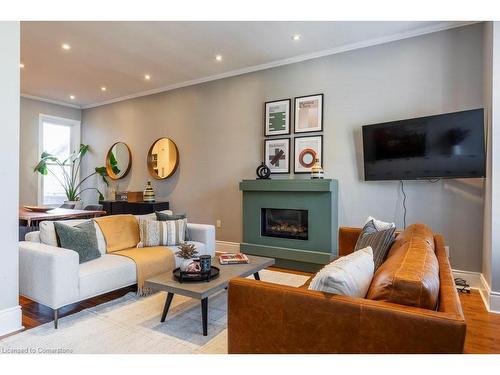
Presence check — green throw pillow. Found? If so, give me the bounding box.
[54,221,101,264]
[155,212,191,241]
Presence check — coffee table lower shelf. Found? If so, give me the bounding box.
[144,255,274,336]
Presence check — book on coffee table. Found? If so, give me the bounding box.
[219,253,249,265]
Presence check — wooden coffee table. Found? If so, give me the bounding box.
[144,255,275,336]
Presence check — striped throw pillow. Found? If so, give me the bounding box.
[137,219,186,248]
[354,220,395,271]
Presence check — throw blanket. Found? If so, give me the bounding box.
[113,247,175,295]
[94,215,175,295]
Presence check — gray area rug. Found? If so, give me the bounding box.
[0,269,308,354]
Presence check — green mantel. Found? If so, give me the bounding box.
[239,179,335,192]
[239,179,339,272]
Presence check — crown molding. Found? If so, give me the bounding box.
[21,93,82,109]
[75,21,476,109]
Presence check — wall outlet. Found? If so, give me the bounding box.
[216,219,222,229]
[445,245,450,258]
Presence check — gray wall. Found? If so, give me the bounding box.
[19,97,81,205]
[82,23,484,272]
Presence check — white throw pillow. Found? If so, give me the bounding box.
[308,246,374,298]
[137,218,185,248]
[39,219,107,255]
[365,216,395,231]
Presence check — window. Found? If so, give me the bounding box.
[38,114,81,206]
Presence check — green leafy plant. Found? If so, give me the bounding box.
[34,144,109,202]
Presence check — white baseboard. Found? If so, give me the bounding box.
[0,305,23,338]
[215,241,241,253]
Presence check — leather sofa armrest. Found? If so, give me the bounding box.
[228,278,466,354]
[338,227,362,256]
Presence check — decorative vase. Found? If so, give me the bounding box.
[310,158,324,179]
[199,255,212,273]
[143,181,155,202]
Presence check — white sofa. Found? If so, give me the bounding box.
[19,213,216,328]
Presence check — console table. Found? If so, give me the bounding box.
[100,200,169,215]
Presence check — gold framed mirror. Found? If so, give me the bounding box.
[106,142,132,180]
[147,138,179,179]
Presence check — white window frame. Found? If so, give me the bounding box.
[38,114,81,206]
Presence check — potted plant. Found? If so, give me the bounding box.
[34,144,108,208]
[175,243,199,272]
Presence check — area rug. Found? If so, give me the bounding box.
[0,269,308,354]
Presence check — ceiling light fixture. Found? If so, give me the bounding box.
[19,63,25,68]
[101,86,107,92]
[144,74,151,80]
[69,95,75,100]
[62,43,71,50]
[215,55,222,62]
[292,34,301,41]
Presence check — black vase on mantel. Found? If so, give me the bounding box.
[143,181,156,202]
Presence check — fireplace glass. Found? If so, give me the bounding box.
[261,208,308,240]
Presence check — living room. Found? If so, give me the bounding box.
[1,0,500,372]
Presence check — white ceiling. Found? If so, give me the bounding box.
[20,21,474,108]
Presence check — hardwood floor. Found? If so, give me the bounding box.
[20,286,136,330]
[460,290,500,353]
[17,270,500,353]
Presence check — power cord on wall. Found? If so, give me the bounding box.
[399,178,441,229]
[400,180,407,229]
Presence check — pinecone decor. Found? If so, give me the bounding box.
[175,243,198,259]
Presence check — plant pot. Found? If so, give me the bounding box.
[64,200,82,209]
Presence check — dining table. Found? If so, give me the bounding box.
[19,207,107,227]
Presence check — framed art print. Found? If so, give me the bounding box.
[265,138,290,174]
[294,94,323,133]
[264,99,291,136]
[294,135,323,173]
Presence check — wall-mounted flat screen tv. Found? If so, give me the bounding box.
[362,109,486,181]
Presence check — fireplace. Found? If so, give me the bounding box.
[261,208,308,240]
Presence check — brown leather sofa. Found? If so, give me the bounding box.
[227,224,466,353]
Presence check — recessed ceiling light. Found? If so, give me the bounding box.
[19,63,24,68]
[215,55,222,62]
[62,43,71,50]
[101,86,107,92]
[292,34,301,41]
[144,74,151,80]
[69,95,75,100]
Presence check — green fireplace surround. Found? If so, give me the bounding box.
[239,179,338,272]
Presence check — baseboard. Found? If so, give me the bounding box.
[476,273,500,314]
[0,305,23,338]
[216,240,240,253]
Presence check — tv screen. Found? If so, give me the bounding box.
[362,109,486,181]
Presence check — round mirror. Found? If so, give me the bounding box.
[147,138,179,179]
[106,142,132,180]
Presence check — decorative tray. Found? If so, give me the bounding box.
[173,266,220,283]
[23,205,54,213]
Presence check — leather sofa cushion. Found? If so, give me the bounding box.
[365,224,440,310]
